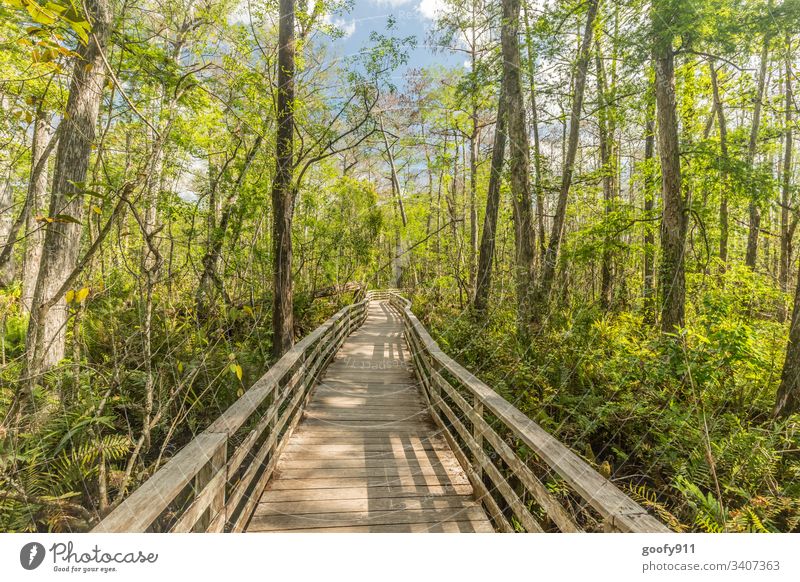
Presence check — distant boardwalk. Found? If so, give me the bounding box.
[246,302,493,532]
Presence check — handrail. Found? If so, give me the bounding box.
[94,297,370,532]
[386,291,670,533]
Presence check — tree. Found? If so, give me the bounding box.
[472,85,506,315]
[652,0,686,334]
[500,0,536,328]
[533,0,598,323]
[271,0,297,359]
[25,0,112,377]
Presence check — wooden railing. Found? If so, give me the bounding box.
[93,297,371,532]
[387,292,670,533]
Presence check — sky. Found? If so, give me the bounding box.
[319,0,462,80]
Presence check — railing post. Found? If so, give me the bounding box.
[473,394,484,481]
[193,437,227,532]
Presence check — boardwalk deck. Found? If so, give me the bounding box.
[246,302,493,533]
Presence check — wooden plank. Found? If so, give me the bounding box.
[257,484,475,503]
[93,433,226,532]
[270,520,493,533]
[264,473,469,490]
[242,297,492,533]
[255,495,474,516]
[170,467,227,533]
[433,369,579,532]
[273,465,467,480]
[429,402,514,533]
[432,388,543,532]
[247,506,490,532]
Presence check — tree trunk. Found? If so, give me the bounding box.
[596,38,618,311]
[501,0,536,328]
[745,36,771,269]
[25,0,111,376]
[779,42,793,323]
[472,85,507,315]
[653,13,686,334]
[776,262,800,417]
[523,3,546,263]
[534,0,598,319]
[21,108,53,313]
[708,60,730,265]
[0,177,13,285]
[271,0,296,359]
[643,71,656,323]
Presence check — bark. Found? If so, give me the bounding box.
[776,263,800,417]
[523,3,546,263]
[472,85,507,315]
[468,5,479,291]
[197,136,262,311]
[596,39,618,311]
[779,44,794,323]
[21,108,53,313]
[643,73,656,323]
[653,18,686,333]
[501,0,536,327]
[0,176,13,285]
[271,0,296,359]
[534,0,598,318]
[25,0,111,376]
[708,61,729,265]
[745,37,771,269]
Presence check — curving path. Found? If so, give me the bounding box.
[246,301,493,532]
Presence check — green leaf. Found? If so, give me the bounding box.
[230,363,242,381]
[53,214,82,224]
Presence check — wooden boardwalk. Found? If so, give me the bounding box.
[246,301,493,532]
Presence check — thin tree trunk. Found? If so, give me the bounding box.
[779,42,793,323]
[643,70,656,323]
[523,3,546,263]
[653,11,686,333]
[596,38,618,311]
[534,0,598,320]
[25,0,111,377]
[708,60,730,265]
[776,262,800,417]
[0,177,12,285]
[271,0,296,359]
[501,0,536,329]
[21,108,53,313]
[472,85,507,315]
[745,36,771,269]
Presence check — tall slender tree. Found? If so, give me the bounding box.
[271,0,297,358]
[533,0,598,323]
[25,0,112,376]
[652,0,687,333]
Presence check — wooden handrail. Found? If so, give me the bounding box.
[93,298,369,532]
[386,291,670,533]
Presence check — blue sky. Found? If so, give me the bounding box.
[324,0,462,79]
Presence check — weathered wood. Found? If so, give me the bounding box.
[428,404,515,533]
[94,298,368,533]
[257,494,473,515]
[248,506,490,532]
[390,292,669,533]
[94,433,226,532]
[246,301,492,533]
[272,521,494,533]
[433,364,579,531]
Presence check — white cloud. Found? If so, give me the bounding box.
[372,0,416,6]
[418,0,448,20]
[336,18,357,38]
[323,13,357,39]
